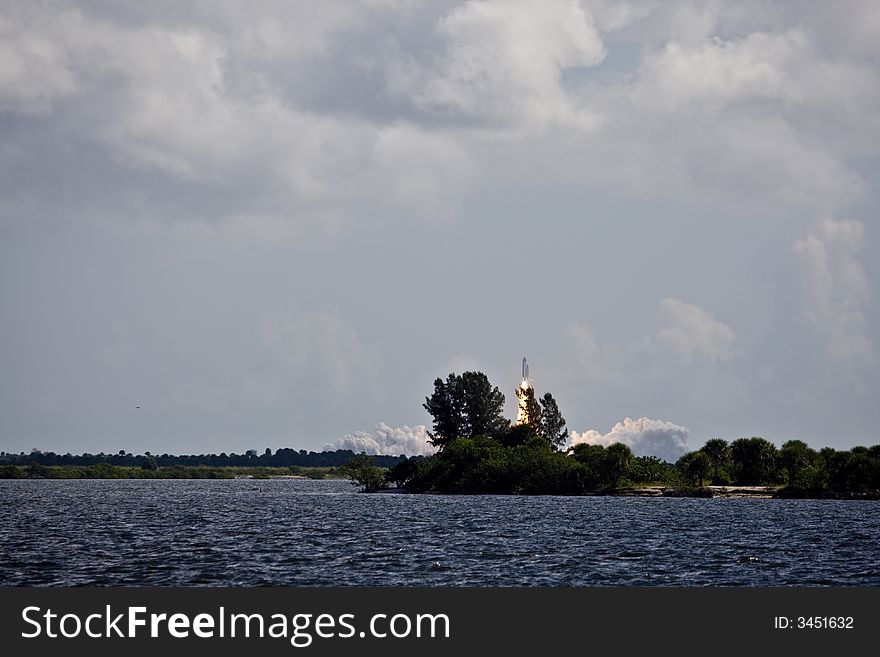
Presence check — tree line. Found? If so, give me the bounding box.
[0,463,335,480]
[0,448,404,470]
[675,437,880,493]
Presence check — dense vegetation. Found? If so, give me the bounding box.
[4,369,878,497]
[376,371,880,497]
[0,464,336,480]
[674,437,880,495]
[0,448,403,470]
[0,446,403,480]
[384,436,880,496]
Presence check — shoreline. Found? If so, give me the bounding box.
[3,467,877,499]
[2,477,877,499]
[610,485,778,498]
[374,485,879,500]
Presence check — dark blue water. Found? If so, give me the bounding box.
[1,479,877,586]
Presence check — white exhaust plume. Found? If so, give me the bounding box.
[324,423,436,456]
[570,417,690,463]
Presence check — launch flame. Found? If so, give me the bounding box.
[516,356,531,424]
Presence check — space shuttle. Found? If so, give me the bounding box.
[516,357,532,424]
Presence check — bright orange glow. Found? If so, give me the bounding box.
[516,377,531,424]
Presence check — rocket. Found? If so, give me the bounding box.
[520,357,531,391]
[516,357,531,424]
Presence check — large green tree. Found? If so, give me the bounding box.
[339,454,386,492]
[460,371,510,438]
[700,438,731,483]
[731,437,778,484]
[571,443,606,468]
[604,443,634,488]
[628,455,672,483]
[423,375,464,447]
[423,371,508,448]
[821,446,878,492]
[779,440,815,488]
[677,451,711,487]
[539,392,568,450]
[499,422,539,448]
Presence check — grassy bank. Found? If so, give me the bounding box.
[0,464,339,480]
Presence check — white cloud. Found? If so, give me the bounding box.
[324,422,435,456]
[589,0,653,34]
[652,297,736,363]
[571,417,690,462]
[793,217,873,366]
[553,5,873,210]
[596,0,727,46]
[566,297,736,377]
[559,299,739,435]
[413,0,605,129]
[634,31,804,111]
[0,0,874,235]
[0,2,476,237]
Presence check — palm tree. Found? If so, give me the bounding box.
[700,438,730,483]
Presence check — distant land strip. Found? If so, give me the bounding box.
[0,448,404,470]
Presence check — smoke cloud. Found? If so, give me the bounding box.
[324,423,436,456]
[570,417,690,463]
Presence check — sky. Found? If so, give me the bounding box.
[1,0,878,459]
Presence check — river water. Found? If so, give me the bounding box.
[1,479,877,586]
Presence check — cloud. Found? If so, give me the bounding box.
[793,217,873,366]
[261,309,382,394]
[634,31,804,111]
[412,0,605,129]
[0,1,476,237]
[652,297,736,363]
[559,3,874,209]
[0,9,79,114]
[571,417,690,462]
[362,122,476,217]
[324,422,435,456]
[566,297,736,379]
[1,0,878,456]
[0,0,874,237]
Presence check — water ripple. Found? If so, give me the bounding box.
[0,480,878,586]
